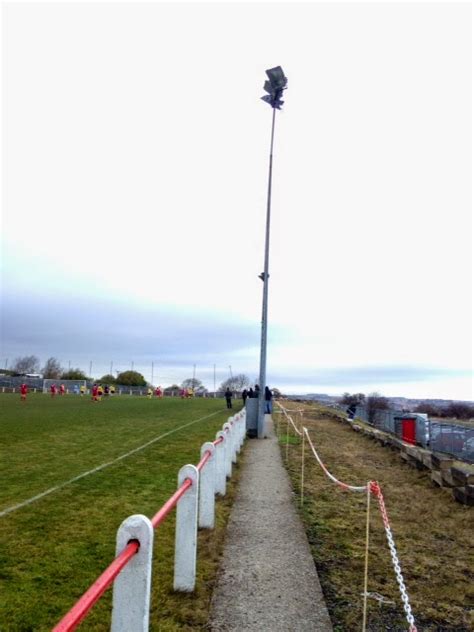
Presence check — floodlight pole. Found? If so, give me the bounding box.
[257,107,277,438]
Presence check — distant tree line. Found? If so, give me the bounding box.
[340,391,474,421]
[6,355,148,386]
[413,402,474,420]
[340,392,390,424]
[6,357,285,396]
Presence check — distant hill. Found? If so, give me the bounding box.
[288,393,473,410]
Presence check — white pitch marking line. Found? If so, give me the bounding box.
[0,410,222,518]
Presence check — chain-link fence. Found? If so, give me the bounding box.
[0,376,44,390]
[43,379,87,394]
[0,377,227,399]
[429,422,474,463]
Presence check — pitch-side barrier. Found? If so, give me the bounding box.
[53,409,246,632]
[276,403,417,632]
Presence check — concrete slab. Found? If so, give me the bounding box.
[209,419,333,631]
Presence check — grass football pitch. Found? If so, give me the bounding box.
[0,393,241,630]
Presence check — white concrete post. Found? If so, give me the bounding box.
[223,422,233,478]
[174,464,199,592]
[235,413,241,447]
[235,412,244,452]
[111,514,154,632]
[240,410,246,446]
[214,431,227,496]
[228,417,238,464]
[199,442,216,529]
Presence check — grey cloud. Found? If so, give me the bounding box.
[1,293,260,366]
[267,365,472,389]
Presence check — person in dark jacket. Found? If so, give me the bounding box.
[347,403,357,419]
[248,387,254,399]
[242,388,248,405]
[225,388,233,409]
[254,384,260,398]
[264,386,273,413]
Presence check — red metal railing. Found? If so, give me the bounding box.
[53,540,139,632]
[196,450,212,472]
[151,478,192,528]
[53,415,240,631]
[54,476,194,631]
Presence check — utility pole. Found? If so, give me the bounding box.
[151,362,154,386]
[213,364,216,394]
[192,364,196,387]
[110,361,113,376]
[89,361,93,378]
[257,66,287,439]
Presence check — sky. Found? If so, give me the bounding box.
[1,1,473,399]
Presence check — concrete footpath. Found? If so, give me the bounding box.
[209,416,333,631]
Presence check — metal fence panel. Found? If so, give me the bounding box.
[353,405,473,464]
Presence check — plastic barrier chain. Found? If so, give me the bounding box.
[277,403,417,631]
[303,426,368,492]
[370,482,418,632]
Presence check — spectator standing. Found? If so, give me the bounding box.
[248,387,254,399]
[254,384,260,398]
[347,403,356,420]
[242,388,248,405]
[264,386,273,413]
[225,388,233,409]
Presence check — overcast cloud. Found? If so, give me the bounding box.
[1,1,472,399]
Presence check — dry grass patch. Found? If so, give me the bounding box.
[276,403,474,632]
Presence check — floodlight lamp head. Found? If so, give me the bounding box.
[265,66,287,90]
[261,66,287,109]
[263,80,273,94]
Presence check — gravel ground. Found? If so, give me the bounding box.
[209,417,333,631]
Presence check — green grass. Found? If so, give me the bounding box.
[0,393,241,630]
[278,434,300,445]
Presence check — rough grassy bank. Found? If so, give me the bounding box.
[276,403,474,632]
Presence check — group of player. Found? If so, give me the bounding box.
[90,383,114,401]
[147,386,164,398]
[19,383,171,402]
[20,383,69,401]
[49,383,67,397]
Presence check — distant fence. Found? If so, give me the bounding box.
[0,376,234,398]
[53,409,247,631]
[429,421,474,462]
[349,405,474,464]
